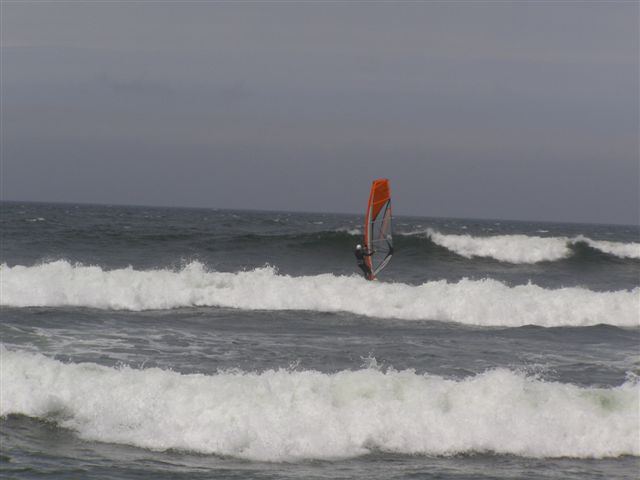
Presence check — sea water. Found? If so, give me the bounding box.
[1,202,639,479]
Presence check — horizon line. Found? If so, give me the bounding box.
[2,197,638,229]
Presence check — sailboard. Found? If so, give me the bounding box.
[363,178,393,280]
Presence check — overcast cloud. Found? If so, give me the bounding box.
[2,2,638,224]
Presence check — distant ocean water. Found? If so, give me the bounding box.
[1,201,639,479]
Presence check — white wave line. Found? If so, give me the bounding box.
[407,229,640,263]
[1,261,638,327]
[2,348,638,461]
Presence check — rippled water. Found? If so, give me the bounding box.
[1,201,639,479]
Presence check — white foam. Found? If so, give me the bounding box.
[422,229,640,263]
[426,229,570,263]
[336,227,362,235]
[575,236,640,260]
[1,261,638,327]
[1,348,637,461]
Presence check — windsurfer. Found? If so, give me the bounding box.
[354,244,374,280]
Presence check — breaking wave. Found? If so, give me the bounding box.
[1,261,638,327]
[418,229,640,264]
[251,228,640,264]
[335,227,362,235]
[1,349,637,461]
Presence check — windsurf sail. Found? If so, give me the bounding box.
[363,178,393,279]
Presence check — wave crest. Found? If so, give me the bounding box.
[1,261,638,327]
[1,349,637,461]
[418,229,640,263]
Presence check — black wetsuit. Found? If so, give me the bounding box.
[355,247,373,279]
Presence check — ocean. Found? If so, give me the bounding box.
[1,201,639,479]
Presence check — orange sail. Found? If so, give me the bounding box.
[363,179,393,280]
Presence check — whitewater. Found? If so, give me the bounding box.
[2,261,638,327]
[2,348,638,461]
[412,229,640,264]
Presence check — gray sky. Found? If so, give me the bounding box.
[2,2,638,224]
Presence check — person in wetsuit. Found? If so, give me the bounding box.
[354,244,374,280]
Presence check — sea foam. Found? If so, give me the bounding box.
[1,261,638,327]
[421,229,640,263]
[576,235,640,259]
[1,348,637,461]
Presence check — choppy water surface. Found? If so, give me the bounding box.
[1,202,639,479]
